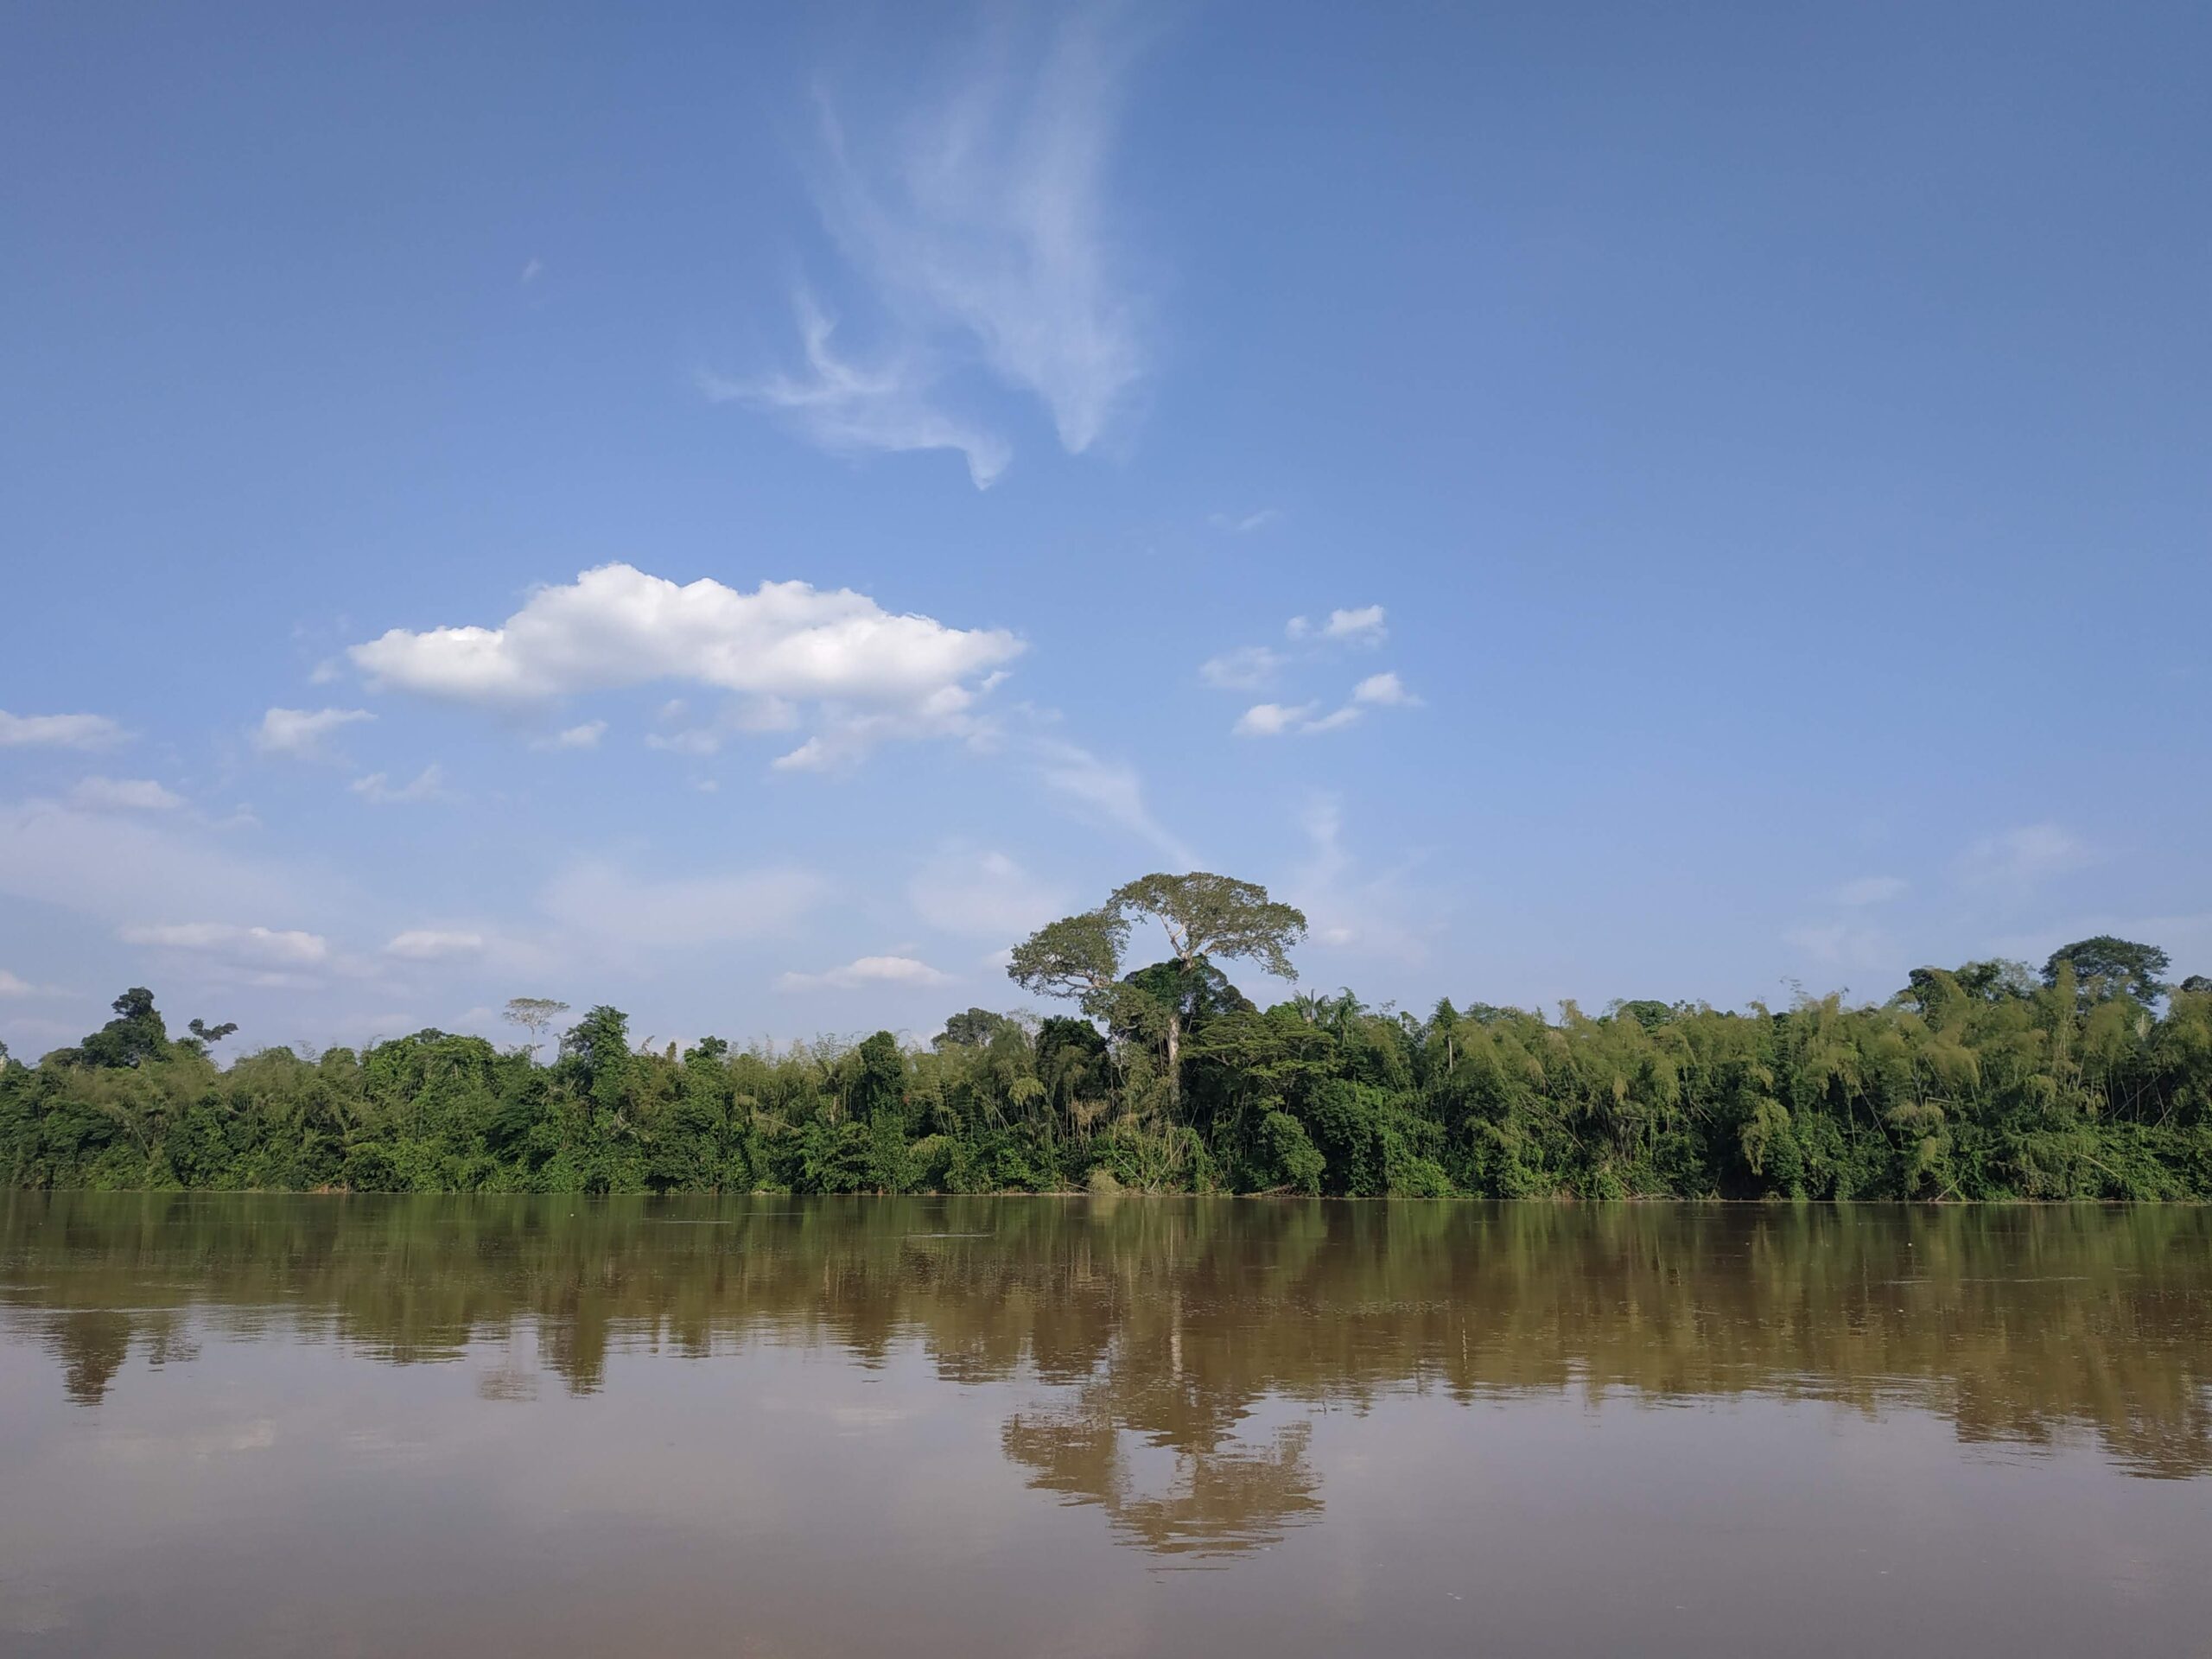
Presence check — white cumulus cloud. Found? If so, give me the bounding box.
[1234,702,1319,738]
[349,564,1020,769]
[1351,671,1419,707]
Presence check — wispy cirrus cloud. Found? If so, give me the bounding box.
[68,777,183,812]
[779,954,952,992]
[254,706,373,761]
[727,4,1150,486]
[1783,921,1900,975]
[350,765,448,805]
[910,848,1070,941]
[1831,874,1908,906]
[1199,645,1285,691]
[1290,794,1437,965]
[701,295,1010,489]
[384,930,486,963]
[1208,508,1282,535]
[1958,823,2093,888]
[1031,736,1194,868]
[0,710,126,750]
[531,721,607,753]
[119,921,330,969]
[539,859,830,956]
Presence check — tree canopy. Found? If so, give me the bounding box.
[4,925,2208,1201]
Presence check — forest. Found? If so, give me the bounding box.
[3,873,2209,1200]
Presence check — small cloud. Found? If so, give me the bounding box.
[1233,702,1318,739]
[1318,605,1386,645]
[521,257,543,284]
[1237,675,1418,737]
[0,969,54,996]
[350,764,448,804]
[69,777,183,812]
[532,721,607,752]
[1199,646,1284,691]
[120,922,329,968]
[1351,671,1419,708]
[1784,922,1897,972]
[910,849,1068,940]
[0,710,126,750]
[1959,823,2092,887]
[1207,508,1282,535]
[1832,875,1908,907]
[254,707,373,760]
[1301,705,1362,734]
[385,930,486,962]
[770,736,834,772]
[308,658,344,685]
[1288,606,1388,645]
[645,697,799,757]
[778,955,952,991]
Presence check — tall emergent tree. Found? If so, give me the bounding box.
[502,997,570,1059]
[2041,937,2171,1007]
[1009,872,1306,1094]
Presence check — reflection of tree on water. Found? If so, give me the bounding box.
[36,1306,199,1406]
[5,1192,2211,1507]
[1004,1387,1319,1557]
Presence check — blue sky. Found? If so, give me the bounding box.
[3,0,2208,1057]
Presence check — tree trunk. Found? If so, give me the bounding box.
[1166,1008,1181,1103]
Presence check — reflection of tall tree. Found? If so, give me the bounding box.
[48,1310,132,1406]
[1004,1383,1319,1556]
[3,1192,2209,1484]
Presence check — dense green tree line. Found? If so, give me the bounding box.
[3,874,2208,1198]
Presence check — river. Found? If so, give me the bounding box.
[2,1192,2207,1655]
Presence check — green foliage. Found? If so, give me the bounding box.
[2041,936,2171,1007]
[5,940,2212,1197]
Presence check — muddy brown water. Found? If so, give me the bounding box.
[2,1192,2208,1656]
